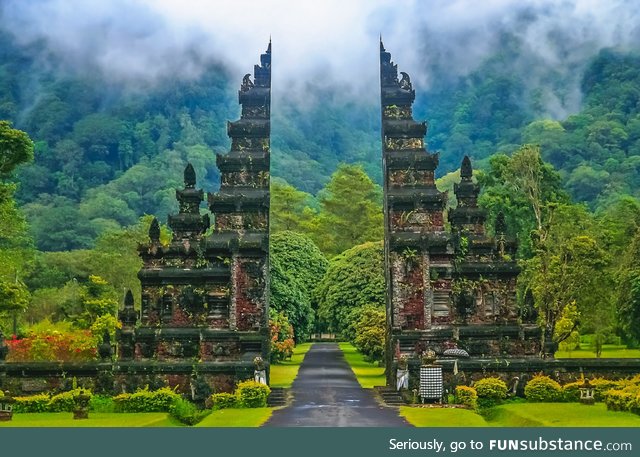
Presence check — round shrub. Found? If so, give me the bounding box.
[210,392,238,410]
[236,380,271,408]
[604,389,635,412]
[474,377,507,408]
[454,385,478,409]
[525,375,561,402]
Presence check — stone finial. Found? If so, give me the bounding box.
[460,155,473,180]
[495,211,507,235]
[184,163,196,189]
[98,330,112,360]
[149,217,160,243]
[119,289,138,327]
[124,290,134,309]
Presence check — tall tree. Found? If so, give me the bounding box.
[270,231,328,342]
[313,164,383,257]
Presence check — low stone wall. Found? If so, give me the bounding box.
[0,361,261,399]
[401,357,640,396]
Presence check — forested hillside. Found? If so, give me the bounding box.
[1,25,639,251]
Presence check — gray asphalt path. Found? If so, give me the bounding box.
[263,343,411,427]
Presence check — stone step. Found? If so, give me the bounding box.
[267,387,289,407]
[374,386,405,406]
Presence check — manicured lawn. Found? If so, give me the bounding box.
[0,412,180,427]
[556,345,640,358]
[401,403,640,427]
[195,408,273,427]
[488,403,640,427]
[400,407,489,426]
[338,342,385,388]
[269,342,313,388]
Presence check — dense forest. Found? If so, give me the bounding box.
[2,21,640,359]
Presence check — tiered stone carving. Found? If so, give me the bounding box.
[117,43,271,391]
[380,41,541,386]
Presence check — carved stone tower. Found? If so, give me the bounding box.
[380,41,540,388]
[118,44,271,394]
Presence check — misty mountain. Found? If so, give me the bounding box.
[1,2,640,251]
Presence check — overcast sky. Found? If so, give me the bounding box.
[1,0,639,109]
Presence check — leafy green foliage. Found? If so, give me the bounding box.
[12,388,93,413]
[235,380,270,408]
[524,375,562,402]
[113,387,181,413]
[616,228,640,346]
[312,164,383,257]
[169,397,210,425]
[315,241,384,334]
[474,377,508,408]
[0,120,33,175]
[269,231,327,341]
[352,305,386,363]
[269,311,295,363]
[454,385,478,409]
[209,392,238,410]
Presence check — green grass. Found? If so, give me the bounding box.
[556,345,640,358]
[488,403,640,427]
[338,342,385,388]
[0,412,180,427]
[400,407,489,426]
[401,403,640,427]
[269,342,313,388]
[195,408,273,427]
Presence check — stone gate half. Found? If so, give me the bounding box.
[380,41,541,387]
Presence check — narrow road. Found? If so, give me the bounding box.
[263,343,411,427]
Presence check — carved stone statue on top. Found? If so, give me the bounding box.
[399,71,412,91]
[241,74,254,92]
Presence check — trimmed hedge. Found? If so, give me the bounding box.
[525,375,562,402]
[210,392,238,410]
[236,380,271,408]
[13,394,50,413]
[12,389,93,413]
[113,387,181,413]
[474,377,507,408]
[454,386,478,409]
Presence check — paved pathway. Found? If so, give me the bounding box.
[263,343,411,427]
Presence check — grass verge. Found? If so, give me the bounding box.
[400,402,640,427]
[269,342,313,388]
[556,345,640,358]
[338,342,385,388]
[0,412,180,427]
[487,403,640,427]
[399,407,488,426]
[195,408,273,427]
